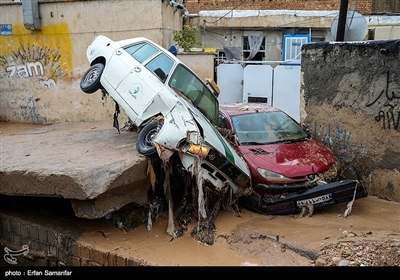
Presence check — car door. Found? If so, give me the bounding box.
[115,43,174,123]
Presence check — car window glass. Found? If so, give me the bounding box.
[146,53,174,83]
[231,112,308,144]
[124,42,159,63]
[124,43,144,55]
[169,65,218,125]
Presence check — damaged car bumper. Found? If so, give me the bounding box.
[239,179,368,215]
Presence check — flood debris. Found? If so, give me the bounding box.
[338,181,359,218]
[298,204,314,218]
[143,146,246,246]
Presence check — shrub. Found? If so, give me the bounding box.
[173,25,202,51]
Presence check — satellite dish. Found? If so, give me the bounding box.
[331,10,368,41]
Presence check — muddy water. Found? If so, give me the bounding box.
[74,196,400,266]
[0,122,44,135]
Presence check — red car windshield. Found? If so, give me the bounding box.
[230,111,309,145]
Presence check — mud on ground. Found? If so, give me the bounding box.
[1,123,399,267]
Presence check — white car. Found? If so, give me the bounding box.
[80,35,251,198]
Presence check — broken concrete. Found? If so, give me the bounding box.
[0,121,150,219]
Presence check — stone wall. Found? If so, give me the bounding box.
[301,40,400,202]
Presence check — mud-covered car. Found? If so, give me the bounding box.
[217,103,367,215]
[80,35,252,230]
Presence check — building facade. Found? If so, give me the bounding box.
[182,0,400,66]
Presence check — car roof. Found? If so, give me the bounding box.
[112,36,183,63]
[219,102,280,116]
[114,36,152,47]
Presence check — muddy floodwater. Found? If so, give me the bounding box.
[1,121,399,267]
[0,122,45,135]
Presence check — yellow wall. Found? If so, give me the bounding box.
[0,0,183,124]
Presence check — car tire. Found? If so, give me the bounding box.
[341,164,362,181]
[136,121,163,157]
[80,63,104,94]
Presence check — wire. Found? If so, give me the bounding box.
[203,0,247,24]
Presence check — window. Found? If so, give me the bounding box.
[231,111,308,145]
[169,64,218,125]
[124,42,158,63]
[146,53,174,83]
[282,34,310,65]
[242,36,266,61]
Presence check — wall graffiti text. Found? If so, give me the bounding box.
[309,121,361,162]
[0,42,64,90]
[6,61,44,78]
[366,71,400,130]
[319,123,351,150]
[8,94,45,124]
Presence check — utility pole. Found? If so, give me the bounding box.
[336,0,349,41]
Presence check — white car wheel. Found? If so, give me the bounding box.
[136,121,163,157]
[80,63,104,94]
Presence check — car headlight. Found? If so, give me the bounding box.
[257,168,293,184]
[186,143,210,158]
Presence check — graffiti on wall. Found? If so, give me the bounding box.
[366,71,400,130]
[7,93,45,123]
[0,42,66,123]
[0,42,64,89]
[309,121,366,162]
[319,123,351,150]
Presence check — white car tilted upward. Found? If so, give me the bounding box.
[80,35,251,198]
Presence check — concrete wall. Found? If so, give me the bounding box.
[0,0,184,124]
[301,40,400,202]
[177,51,215,82]
[0,206,146,266]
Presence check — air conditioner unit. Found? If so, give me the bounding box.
[282,34,310,65]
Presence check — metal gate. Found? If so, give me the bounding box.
[217,63,301,122]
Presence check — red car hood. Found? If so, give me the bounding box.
[237,138,336,178]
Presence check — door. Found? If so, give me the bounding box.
[106,43,167,123]
[243,65,273,105]
[217,64,243,104]
[272,65,301,122]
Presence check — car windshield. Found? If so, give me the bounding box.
[230,111,309,145]
[169,64,218,125]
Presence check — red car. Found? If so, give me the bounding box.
[218,103,367,215]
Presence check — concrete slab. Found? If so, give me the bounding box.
[0,121,150,219]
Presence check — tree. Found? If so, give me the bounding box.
[173,25,202,51]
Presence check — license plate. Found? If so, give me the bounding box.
[296,193,332,207]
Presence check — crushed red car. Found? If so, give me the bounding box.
[217,103,367,215]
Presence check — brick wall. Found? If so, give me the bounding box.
[184,0,373,15]
[0,211,144,266]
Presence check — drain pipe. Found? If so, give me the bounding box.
[23,0,41,31]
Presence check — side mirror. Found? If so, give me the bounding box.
[217,114,226,128]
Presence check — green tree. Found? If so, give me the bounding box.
[173,25,202,51]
